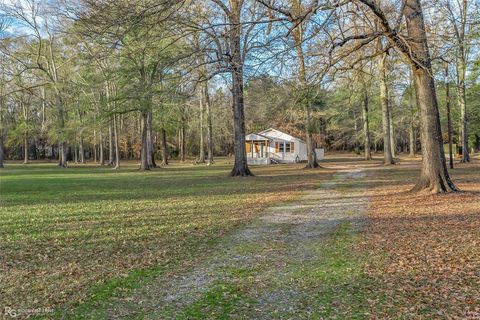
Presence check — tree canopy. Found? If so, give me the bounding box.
[0,0,479,192]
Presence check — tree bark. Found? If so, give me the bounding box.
[59,142,66,167]
[113,114,120,169]
[445,62,454,169]
[180,123,186,162]
[474,134,480,153]
[409,81,416,158]
[99,131,105,166]
[108,120,114,166]
[205,81,214,165]
[79,136,85,163]
[146,110,156,168]
[151,134,157,168]
[140,111,150,170]
[23,134,28,164]
[228,1,252,176]
[41,87,46,133]
[161,128,168,166]
[59,144,65,167]
[409,122,415,158]
[362,83,372,160]
[452,0,470,163]
[55,94,67,168]
[378,49,394,165]
[290,3,319,169]
[74,144,78,163]
[389,108,395,158]
[304,104,319,168]
[198,90,206,163]
[405,0,457,193]
[457,57,470,162]
[93,130,97,163]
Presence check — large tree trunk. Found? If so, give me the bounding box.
[146,110,156,168]
[23,134,28,164]
[229,65,251,176]
[228,1,252,176]
[451,0,469,162]
[59,142,67,168]
[304,105,319,168]
[445,62,454,169]
[362,85,372,160]
[205,81,214,165]
[378,50,394,165]
[457,57,470,163]
[151,134,157,168]
[405,0,457,193]
[55,95,67,168]
[140,111,150,170]
[161,128,168,166]
[474,134,480,153]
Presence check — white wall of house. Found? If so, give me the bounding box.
[268,139,307,163]
[298,140,308,161]
[246,128,310,164]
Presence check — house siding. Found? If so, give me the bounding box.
[246,128,311,164]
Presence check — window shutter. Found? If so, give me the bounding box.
[246,142,251,153]
[275,142,279,153]
[290,142,294,153]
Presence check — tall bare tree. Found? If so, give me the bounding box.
[377,41,394,164]
[290,0,320,168]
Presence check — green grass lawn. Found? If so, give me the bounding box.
[0,160,329,317]
[4,155,477,319]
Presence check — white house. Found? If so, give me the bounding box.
[245,128,323,165]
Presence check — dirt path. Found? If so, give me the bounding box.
[109,168,369,319]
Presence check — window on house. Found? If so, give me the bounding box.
[278,143,284,153]
[285,143,291,153]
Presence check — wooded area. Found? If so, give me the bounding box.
[1,1,480,318]
[0,0,479,192]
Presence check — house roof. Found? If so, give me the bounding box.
[258,128,305,143]
[245,133,270,141]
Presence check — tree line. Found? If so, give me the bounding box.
[0,0,479,193]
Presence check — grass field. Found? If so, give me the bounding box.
[1,155,479,319]
[0,160,331,317]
